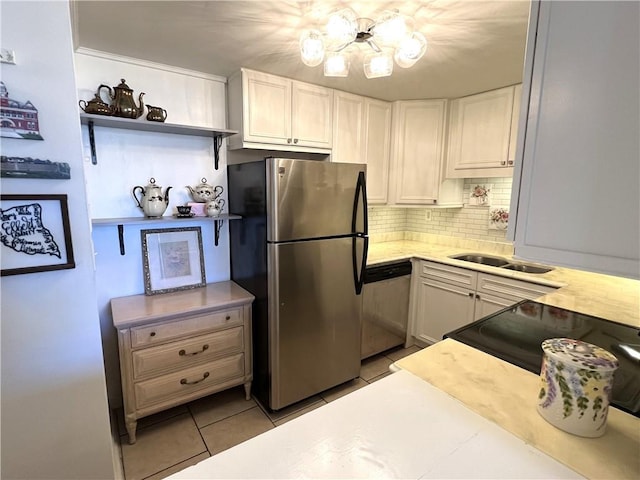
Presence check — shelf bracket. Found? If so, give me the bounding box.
[88,120,98,165]
[118,224,125,255]
[213,135,223,170]
[213,219,224,246]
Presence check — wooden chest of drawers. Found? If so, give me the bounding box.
[111,281,254,443]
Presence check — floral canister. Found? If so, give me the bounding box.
[537,338,619,438]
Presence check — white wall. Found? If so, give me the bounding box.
[74,50,232,405]
[0,2,114,478]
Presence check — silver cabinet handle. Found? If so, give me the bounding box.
[500,160,507,166]
[178,344,209,356]
[293,138,299,144]
[507,160,514,165]
[180,372,210,385]
[468,292,474,298]
[287,138,292,144]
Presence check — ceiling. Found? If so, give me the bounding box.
[72,0,531,101]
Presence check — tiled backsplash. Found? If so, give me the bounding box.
[369,177,513,242]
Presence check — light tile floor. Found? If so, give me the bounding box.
[114,345,422,480]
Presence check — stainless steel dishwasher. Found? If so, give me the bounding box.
[361,260,412,360]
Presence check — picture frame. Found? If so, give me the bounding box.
[1,194,75,276]
[141,226,206,295]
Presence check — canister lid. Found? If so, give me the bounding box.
[541,338,619,371]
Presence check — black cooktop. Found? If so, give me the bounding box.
[446,300,640,418]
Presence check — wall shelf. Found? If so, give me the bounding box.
[80,113,238,168]
[92,214,241,254]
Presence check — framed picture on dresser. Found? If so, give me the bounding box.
[141,226,206,295]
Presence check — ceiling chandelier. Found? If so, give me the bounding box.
[299,8,427,78]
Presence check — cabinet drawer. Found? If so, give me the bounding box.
[476,273,556,300]
[130,308,242,348]
[420,261,477,289]
[132,326,244,379]
[134,353,245,409]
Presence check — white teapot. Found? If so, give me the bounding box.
[132,178,172,218]
[186,178,223,203]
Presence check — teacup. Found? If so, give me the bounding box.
[176,205,192,216]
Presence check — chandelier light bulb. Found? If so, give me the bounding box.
[324,52,350,77]
[394,32,427,68]
[299,29,325,67]
[373,10,414,47]
[299,8,426,78]
[363,52,393,79]
[325,8,358,49]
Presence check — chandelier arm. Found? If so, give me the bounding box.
[367,39,382,53]
[332,40,355,53]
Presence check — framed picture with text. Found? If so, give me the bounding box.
[0,194,75,276]
[141,226,206,295]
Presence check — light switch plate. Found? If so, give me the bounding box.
[0,48,16,64]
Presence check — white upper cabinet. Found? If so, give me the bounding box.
[446,85,521,178]
[332,91,365,164]
[228,68,333,153]
[389,100,463,206]
[363,98,392,204]
[332,91,391,204]
[511,1,639,279]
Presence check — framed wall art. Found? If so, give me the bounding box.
[0,194,75,276]
[141,226,206,295]
[1,156,71,179]
[0,81,44,140]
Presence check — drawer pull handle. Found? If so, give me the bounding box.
[180,372,210,385]
[468,292,474,298]
[178,344,209,357]
[225,315,231,320]
[150,332,156,337]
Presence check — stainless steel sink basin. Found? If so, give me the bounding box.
[449,253,554,274]
[502,264,554,274]
[449,254,510,267]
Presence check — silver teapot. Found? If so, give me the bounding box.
[132,178,172,217]
[186,178,223,203]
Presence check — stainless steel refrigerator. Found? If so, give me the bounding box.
[228,157,368,410]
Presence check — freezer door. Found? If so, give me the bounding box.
[267,158,367,241]
[268,237,364,410]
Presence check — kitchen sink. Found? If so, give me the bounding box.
[501,263,554,274]
[449,254,510,267]
[449,254,554,274]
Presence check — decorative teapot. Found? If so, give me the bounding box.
[99,79,145,119]
[206,198,225,217]
[132,178,172,218]
[186,178,223,203]
[79,92,111,115]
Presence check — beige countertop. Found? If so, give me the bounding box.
[395,339,640,480]
[368,239,640,328]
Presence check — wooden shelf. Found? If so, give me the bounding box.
[80,113,238,168]
[92,214,242,254]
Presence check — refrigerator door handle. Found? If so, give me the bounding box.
[351,171,368,235]
[352,234,369,295]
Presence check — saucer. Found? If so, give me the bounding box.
[174,213,195,218]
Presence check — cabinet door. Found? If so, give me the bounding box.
[474,292,520,321]
[243,70,291,145]
[391,100,447,205]
[446,86,515,177]
[363,98,392,204]
[414,278,475,345]
[513,1,639,278]
[332,91,364,164]
[291,81,333,148]
[507,84,522,164]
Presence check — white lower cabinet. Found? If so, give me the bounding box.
[409,259,557,345]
